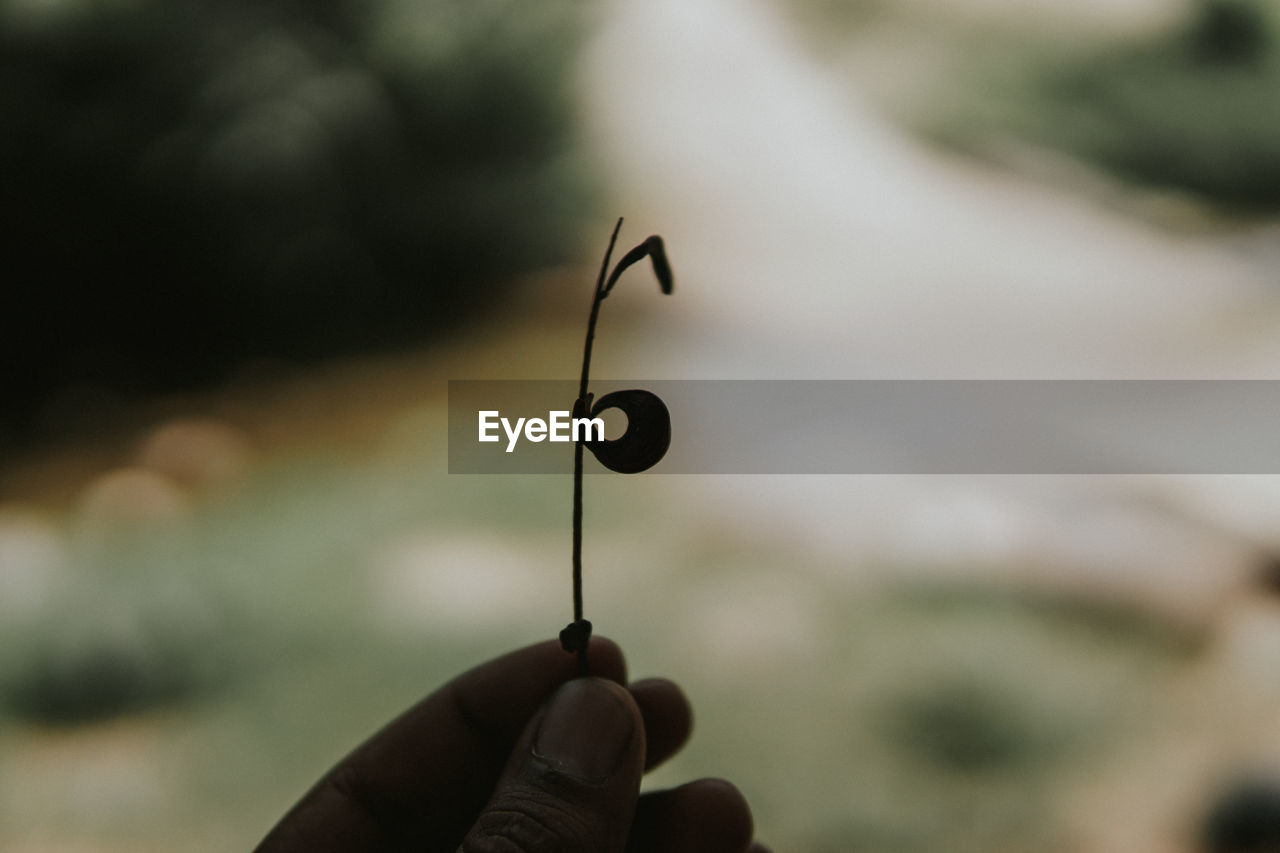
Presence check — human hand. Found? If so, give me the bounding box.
[256,637,766,852]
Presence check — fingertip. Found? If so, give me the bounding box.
[584,634,627,684]
[686,778,755,853]
[530,677,645,783]
[629,777,754,853]
[463,674,648,853]
[629,678,693,771]
[688,777,754,841]
[629,677,690,715]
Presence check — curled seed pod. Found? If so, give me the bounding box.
[583,389,671,474]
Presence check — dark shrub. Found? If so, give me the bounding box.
[1,0,590,441]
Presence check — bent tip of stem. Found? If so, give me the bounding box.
[645,235,674,294]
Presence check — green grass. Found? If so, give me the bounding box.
[782,0,1280,213]
[0,0,596,430]
[667,582,1188,852]
[0,424,1202,850]
[918,0,1280,211]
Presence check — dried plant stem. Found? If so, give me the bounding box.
[567,217,623,675]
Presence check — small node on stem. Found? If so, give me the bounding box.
[559,619,593,654]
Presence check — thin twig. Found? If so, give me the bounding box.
[568,217,623,675]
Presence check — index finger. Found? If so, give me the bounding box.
[256,637,627,852]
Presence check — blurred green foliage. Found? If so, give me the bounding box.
[0,594,224,725]
[1201,777,1280,853]
[0,0,592,440]
[0,442,1198,849]
[927,0,1280,211]
[886,677,1062,773]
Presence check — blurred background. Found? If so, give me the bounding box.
[5,0,1280,849]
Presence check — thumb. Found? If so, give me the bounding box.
[459,677,646,853]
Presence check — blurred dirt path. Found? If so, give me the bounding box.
[578,0,1280,623]
[580,6,1280,846]
[581,0,1280,380]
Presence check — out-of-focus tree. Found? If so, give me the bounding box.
[920,0,1280,212]
[789,0,1280,216]
[1029,0,1280,207]
[0,0,590,444]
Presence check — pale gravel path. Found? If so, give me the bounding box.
[578,5,1280,847]
[582,0,1280,380]
[578,0,1280,622]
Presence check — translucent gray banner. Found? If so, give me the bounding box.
[447,380,1280,474]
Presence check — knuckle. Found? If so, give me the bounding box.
[460,789,599,853]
